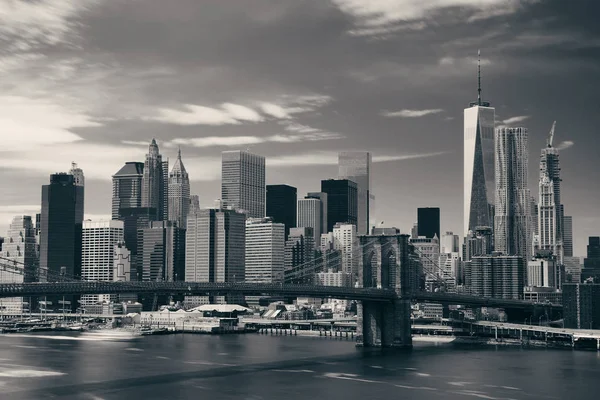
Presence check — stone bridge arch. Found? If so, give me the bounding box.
[356,233,413,348]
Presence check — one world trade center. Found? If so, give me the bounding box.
[464,51,495,236]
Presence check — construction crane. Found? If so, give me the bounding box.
[547,121,556,148]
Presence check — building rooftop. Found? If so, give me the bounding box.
[113,162,144,177]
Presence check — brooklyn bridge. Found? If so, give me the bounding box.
[0,234,561,347]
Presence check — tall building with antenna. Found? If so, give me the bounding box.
[538,122,564,261]
[464,50,496,237]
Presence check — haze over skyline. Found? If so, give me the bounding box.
[1,0,598,256]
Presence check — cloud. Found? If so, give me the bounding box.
[269,151,447,167]
[555,141,574,151]
[0,0,97,50]
[150,103,263,126]
[381,109,444,118]
[331,0,538,35]
[0,96,101,152]
[502,115,530,124]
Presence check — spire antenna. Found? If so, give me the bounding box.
[477,49,482,106]
[178,146,182,159]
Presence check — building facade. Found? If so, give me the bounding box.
[321,179,358,233]
[266,184,297,240]
[0,216,37,314]
[494,127,531,260]
[284,227,315,284]
[221,150,265,218]
[138,221,185,282]
[185,207,246,305]
[563,283,600,329]
[141,139,169,221]
[469,255,524,299]
[111,162,144,219]
[168,149,190,229]
[563,215,573,258]
[527,255,558,288]
[245,217,285,284]
[441,231,460,254]
[40,173,84,281]
[410,235,440,290]
[332,223,358,285]
[80,220,124,306]
[297,197,322,243]
[338,151,371,235]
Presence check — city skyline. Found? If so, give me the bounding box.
[0,1,599,256]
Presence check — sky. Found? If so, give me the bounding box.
[0,0,598,257]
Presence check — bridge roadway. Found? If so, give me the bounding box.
[0,282,562,311]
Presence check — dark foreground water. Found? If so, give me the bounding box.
[0,332,598,400]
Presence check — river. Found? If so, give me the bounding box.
[0,332,598,399]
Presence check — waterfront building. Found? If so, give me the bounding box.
[112,162,144,219]
[410,235,440,291]
[284,227,314,284]
[494,127,531,261]
[464,52,495,236]
[523,286,562,304]
[321,179,357,233]
[338,152,371,235]
[417,207,440,240]
[297,197,322,243]
[332,223,358,285]
[441,231,460,254]
[185,207,246,306]
[0,216,37,314]
[563,283,600,329]
[221,150,265,218]
[139,221,185,282]
[469,255,524,299]
[141,139,169,221]
[80,220,124,307]
[245,217,285,284]
[168,149,190,229]
[266,184,297,240]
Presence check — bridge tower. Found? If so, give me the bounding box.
[356,234,417,347]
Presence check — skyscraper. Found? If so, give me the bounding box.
[138,221,186,282]
[563,215,573,257]
[141,139,168,221]
[221,150,265,218]
[306,192,328,237]
[332,223,357,286]
[494,127,531,260]
[189,195,201,216]
[112,162,144,219]
[297,197,322,243]
[0,215,37,314]
[245,217,285,284]
[321,179,358,233]
[80,220,124,307]
[185,206,246,305]
[338,152,372,234]
[266,184,297,240]
[441,231,460,254]
[538,122,563,260]
[284,227,315,284]
[582,237,600,282]
[168,149,190,229]
[118,207,155,281]
[417,207,440,239]
[464,51,495,236]
[40,173,83,281]
[469,255,524,299]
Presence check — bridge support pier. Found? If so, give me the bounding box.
[356,299,411,348]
